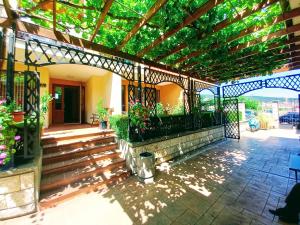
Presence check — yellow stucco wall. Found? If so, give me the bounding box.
[159,83,183,108]
[85,72,121,123]
[121,81,183,112]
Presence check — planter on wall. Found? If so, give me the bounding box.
[12,111,25,123]
[100,121,108,130]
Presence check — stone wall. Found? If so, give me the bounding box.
[0,154,42,220]
[120,126,224,174]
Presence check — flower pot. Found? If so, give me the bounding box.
[137,152,155,183]
[100,121,108,130]
[0,154,13,171]
[12,111,25,122]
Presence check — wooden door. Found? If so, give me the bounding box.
[52,84,64,124]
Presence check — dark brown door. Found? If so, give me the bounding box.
[52,84,64,124]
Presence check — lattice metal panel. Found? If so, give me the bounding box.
[23,71,40,158]
[223,98,240,139]
[25,38,135,81]
[266,74,300,91]
[194,80,218,96]
[128,84,136,105]
[223,80,263,98]
[144,87,156,116]
[144,68,188,90]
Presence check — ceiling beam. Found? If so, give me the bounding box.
[174,8,300,65]
[90,0,114,42]
[116,0,168,50]
[153,0,278,62]
[136,0,225,57]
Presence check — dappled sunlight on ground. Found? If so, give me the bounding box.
[3,128,300,225]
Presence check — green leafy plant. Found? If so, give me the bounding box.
[40,93,53,125]
[109,115,129,140]
[156,102,165,116]
[7,100,22,112]
[172,102,185,115]
[0,99,20,166]
[97,98,108,122]
[128,99,149,130]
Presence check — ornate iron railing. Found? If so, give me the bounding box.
[129,112,222,142]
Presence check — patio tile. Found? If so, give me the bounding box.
[172,210,201,225]
[4,129,300,225]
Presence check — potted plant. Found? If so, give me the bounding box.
[0,99,21,169]
[40,93,53,132]
[97,98,108,130]
[9,100,25,122]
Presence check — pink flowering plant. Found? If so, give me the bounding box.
[128,99,150,132]
[0,99,19,166]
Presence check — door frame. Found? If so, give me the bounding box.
[49,78,84,125]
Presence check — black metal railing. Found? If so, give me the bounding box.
[129,111,222,142]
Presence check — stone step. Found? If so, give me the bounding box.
[40,158,126,193]
[39,170,131,209]
[42,150,122,176]
[41,129,115,145]
[43,135,115,154]
[42,142,118,165]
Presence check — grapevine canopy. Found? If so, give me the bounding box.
[1,0,300,82]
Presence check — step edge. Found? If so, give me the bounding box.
[41,160,127,190]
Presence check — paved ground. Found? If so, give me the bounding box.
[3,127,300,225]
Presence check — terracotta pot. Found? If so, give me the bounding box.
[12,111,25,122]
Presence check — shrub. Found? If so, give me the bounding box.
[109,115,129,140]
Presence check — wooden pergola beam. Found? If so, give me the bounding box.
[0,18,193,77]
[136,0,225,57]
[230,24,300,54]
[27,0,52,13]
[154,43,187,62]
[211,53,300,79]
[90,0,114,42]
[189,44,300,75]
[154,0,278,62]
[174,8,300,65]
[183,36,300,70]
[116,0,168,50]
[203,50,300,78]
[53,0,56,31]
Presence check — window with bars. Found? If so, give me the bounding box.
[0,71,25,108]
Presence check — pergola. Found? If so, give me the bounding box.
[1,0,300,82]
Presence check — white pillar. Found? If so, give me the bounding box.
[238,102,245,121]
[272,101,279,128]
[110,73,122,115]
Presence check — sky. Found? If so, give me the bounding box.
[221,69,300,98]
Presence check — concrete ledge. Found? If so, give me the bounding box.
[120,126,225,174]
[0,152,42,220]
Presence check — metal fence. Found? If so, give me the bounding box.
[129,112,222,142]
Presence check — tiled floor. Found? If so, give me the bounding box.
[4,127,300,225]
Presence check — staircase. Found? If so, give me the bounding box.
[40,127,130,208]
